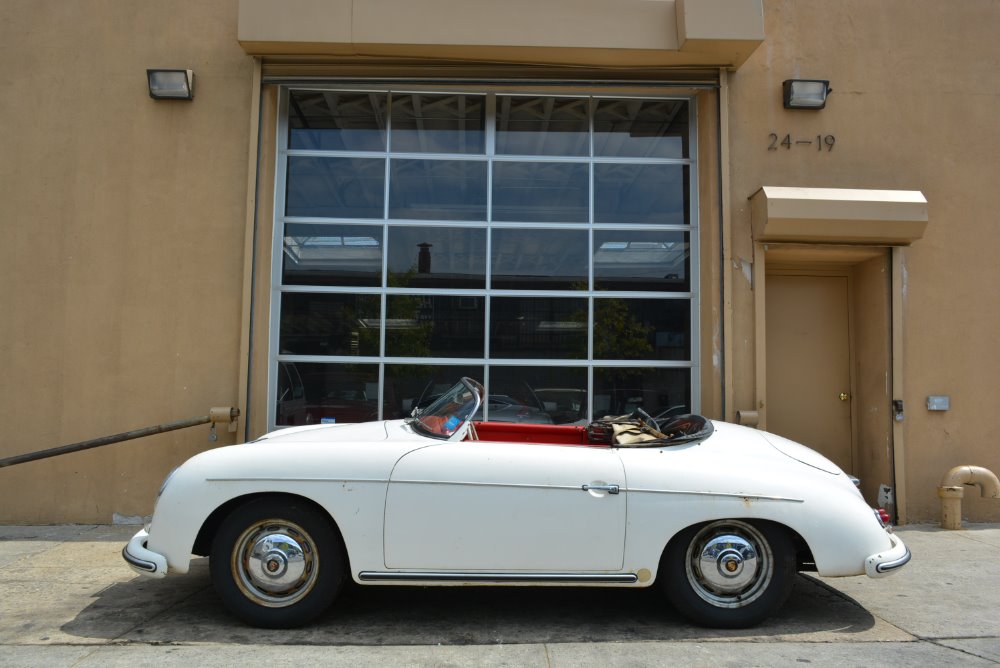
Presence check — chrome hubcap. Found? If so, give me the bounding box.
[233,520,318,607]
[685,521,773,608]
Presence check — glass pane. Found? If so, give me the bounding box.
[383,364,484,420]
[594,163,688,225]
[489,366,589,425]
[593,230,690,292]
[495,96,589,156]
[279,293,380,356]
[594,98,688,159]
[490,228,588,291]
[593,298,690,360]
[490,297,587,359]
[386,295,485,358]
[387,227,486,289]
[275,362,379,425]
[286,157,385,218]
[390,93,485,154]
[593,367,691,419]
[288,90,387,151]
[283,224,383,287]
[389,159,487,221]
[492,161,588,223]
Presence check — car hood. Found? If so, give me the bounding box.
[254,420,391,444]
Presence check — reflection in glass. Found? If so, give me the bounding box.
[386,295,484,358]
[491,228,588,290]
[593,367,691,420]
[495,96,589,156]
[490,297,587,359]
[387,227,486,289]
[279,293,380,356]
[288,90,387,151]
[383,364,484,419]
[593,298,690,360]
[275,362,379,425]
[492,161,588,223]
[283,224,383,287]
[593,98,688,159]
[390,93,485,154]
[594,163,688,225]
[489,366,588,425]
[389,159,487,221]
[286,157,385,218]
[593,230,690,292]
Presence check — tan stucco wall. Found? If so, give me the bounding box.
[0,1,253,522]
[727,0,1000,521]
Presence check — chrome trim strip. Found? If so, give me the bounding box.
[389,479,592,492]
[121,546,157,573]
[205,477,388,484]
[358,571,638,583]
[627,488,804,503]
[876,547,912,574]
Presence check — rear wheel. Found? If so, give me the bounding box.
[210,497,344,628]
[660,519,795,628]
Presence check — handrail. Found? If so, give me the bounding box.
[0,407,239,469]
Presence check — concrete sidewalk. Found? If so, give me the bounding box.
[0,524,998,667]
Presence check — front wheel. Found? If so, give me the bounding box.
[210,497,344,628]
[660,519,795,628]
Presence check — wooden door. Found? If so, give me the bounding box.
[766,274,854,474]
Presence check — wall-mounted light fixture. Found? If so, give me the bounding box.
[782,79,830,109]
[147,69,194,100]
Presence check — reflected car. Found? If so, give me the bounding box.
[124,377,910,630]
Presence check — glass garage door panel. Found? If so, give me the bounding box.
[286,157,386,218]
[593,98,689,159]
[592,298,690,361]
[390,93,486,155]
[389,159,488,221]
[288,90,388,152]
[490,297,587,359]
[491,161,589,223]
[593,367,691,420]
[495,96,589,156]
[488,366,589,425]
[283,223,383,287]
[490,228,589,290]
[593,163,688,225]
[387,226,486,289]
[593,230,690,292]
[279,293,380,357]
[386,295,485,358]
[383,364,485,420]
[276,362,379,426]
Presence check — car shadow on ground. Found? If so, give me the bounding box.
[60,558,877,645]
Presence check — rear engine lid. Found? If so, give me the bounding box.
[760,430,842,475]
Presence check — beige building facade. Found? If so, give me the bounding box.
[1,0,997,524]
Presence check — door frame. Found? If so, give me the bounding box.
[753,242,908,522]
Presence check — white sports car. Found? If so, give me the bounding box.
[123,377,909,629]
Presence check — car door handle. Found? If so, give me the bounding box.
[581,483,619,495]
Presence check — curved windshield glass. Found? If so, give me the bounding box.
[409,377,484,439]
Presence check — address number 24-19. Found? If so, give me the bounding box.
[768,134,836,151]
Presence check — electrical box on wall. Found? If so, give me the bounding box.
[927,395,950,411]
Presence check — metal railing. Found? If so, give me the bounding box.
[0,407,239,469]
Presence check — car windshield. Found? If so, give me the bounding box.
[409,377,484,439]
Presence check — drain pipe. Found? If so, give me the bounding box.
[937,465,1000,529]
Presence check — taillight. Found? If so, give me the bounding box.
[874,508,892,526]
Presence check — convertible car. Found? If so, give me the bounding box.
[123,377,909,629]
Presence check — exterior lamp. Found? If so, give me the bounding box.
[782,79,830,109]
[147,69,194,100]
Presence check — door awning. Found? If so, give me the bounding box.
[750,187,928,245]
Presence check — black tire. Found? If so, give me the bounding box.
[660,519,795,628]
[210,497,344,628]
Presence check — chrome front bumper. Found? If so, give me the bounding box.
[864,531,911,577]
[122,528,168,578]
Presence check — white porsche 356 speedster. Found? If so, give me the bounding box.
[124,377,909,629]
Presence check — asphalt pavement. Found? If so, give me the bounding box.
[0,523,998,667]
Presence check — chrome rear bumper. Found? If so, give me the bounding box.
[865,531,911,577]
